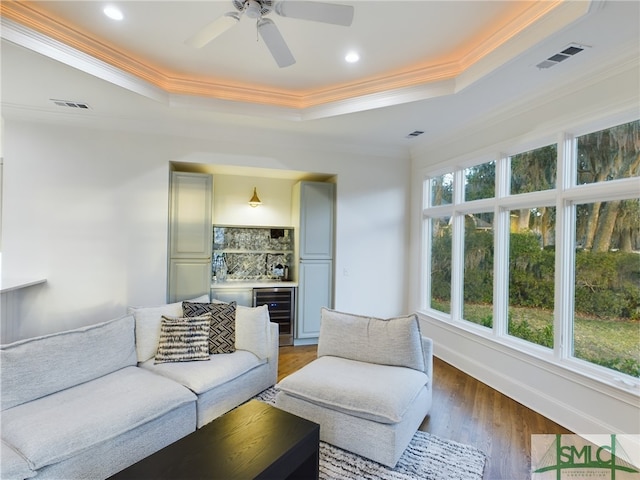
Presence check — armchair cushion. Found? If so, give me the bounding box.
[277,356,429,424]
[317,308,426,371]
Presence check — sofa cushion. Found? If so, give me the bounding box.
[183,301,237,354]
[1,439,36,479]
[235,304,271,360]
[140,350,266,395]
[0,315,137,411]
[154,315,212,364]
[317,308,426,371]
[128,295,209,362]
[1,366,196,471]
[277,356,429,424]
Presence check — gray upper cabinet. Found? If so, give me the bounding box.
[294,181,335,260]
[167,172,213,302]
[169,172,213,259]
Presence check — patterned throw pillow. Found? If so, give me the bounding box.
[154,315,211,364]
[183,301,237,354]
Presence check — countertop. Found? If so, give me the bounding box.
[211,281,298,289]
[1,278,47,294]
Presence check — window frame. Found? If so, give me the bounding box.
[420,119,640,392]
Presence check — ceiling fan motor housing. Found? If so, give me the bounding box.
[233,0,273,18]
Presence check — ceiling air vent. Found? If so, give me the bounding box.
[536,43,589,70]
[50,99,91,109]
[406,130,424,139]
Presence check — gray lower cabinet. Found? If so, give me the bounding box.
[210,287,253,307]
[297,260,332,340]
[169,259,211,303]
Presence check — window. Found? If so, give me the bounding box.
[508,207,555,348]
[577,120,640,184]
[464,161,495,201]
[430,173,453,206]
[574,201,640,377]
[570,119,640,377]
[421,119,639,380]
[463,212,494,327]
[430,216,452,314]
[510,144,557,194]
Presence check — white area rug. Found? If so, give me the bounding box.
[253,387,487,480]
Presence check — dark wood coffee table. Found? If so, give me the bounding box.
[110,400,320,480]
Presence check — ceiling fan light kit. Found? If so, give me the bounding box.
[186,0,354,68]
[245,0,263,19]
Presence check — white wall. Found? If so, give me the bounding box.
[409,61,640,435]
[210,174,298,227]
[2,120,411,339]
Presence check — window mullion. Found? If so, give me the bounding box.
[493,155,510,337]
[555,133,576,360]
[450,170,465,321]
[422,214,432,310]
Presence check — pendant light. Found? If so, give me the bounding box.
[249,187,262,207]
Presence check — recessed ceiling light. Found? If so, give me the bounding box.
[103,5,124,21]
[345,51,360,63]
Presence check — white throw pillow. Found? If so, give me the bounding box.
[128,295,210,362]
[235,304,271,360]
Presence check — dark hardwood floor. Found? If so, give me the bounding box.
[277,345,571,480]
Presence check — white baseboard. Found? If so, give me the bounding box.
[435,342,612,433]
[293,337,318,346]
[419,315,640,435]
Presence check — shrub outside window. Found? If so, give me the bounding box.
[463,212,494,327]
[430,216,452,314]
[573,204,640,377]
[508,207,555,349]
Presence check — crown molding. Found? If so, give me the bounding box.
[1,0,585,119]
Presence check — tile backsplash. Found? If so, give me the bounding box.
[213,226,293,281]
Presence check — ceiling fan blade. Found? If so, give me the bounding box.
[257,18,296,68]
[275,1,354,26]
[185,12,240,48]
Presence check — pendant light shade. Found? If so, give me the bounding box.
[249,187,262,207]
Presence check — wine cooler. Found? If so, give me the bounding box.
[253,287,296,346]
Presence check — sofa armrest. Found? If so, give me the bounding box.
[421,336,434,381]
[268,323,279,359]
[1,438,36,479]
[266,322,279,385]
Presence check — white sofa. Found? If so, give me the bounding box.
[275,308,432,468]
[0,299,278,480]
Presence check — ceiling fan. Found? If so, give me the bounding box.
[186,0,354,68]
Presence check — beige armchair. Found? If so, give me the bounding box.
[275,308,433,467]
